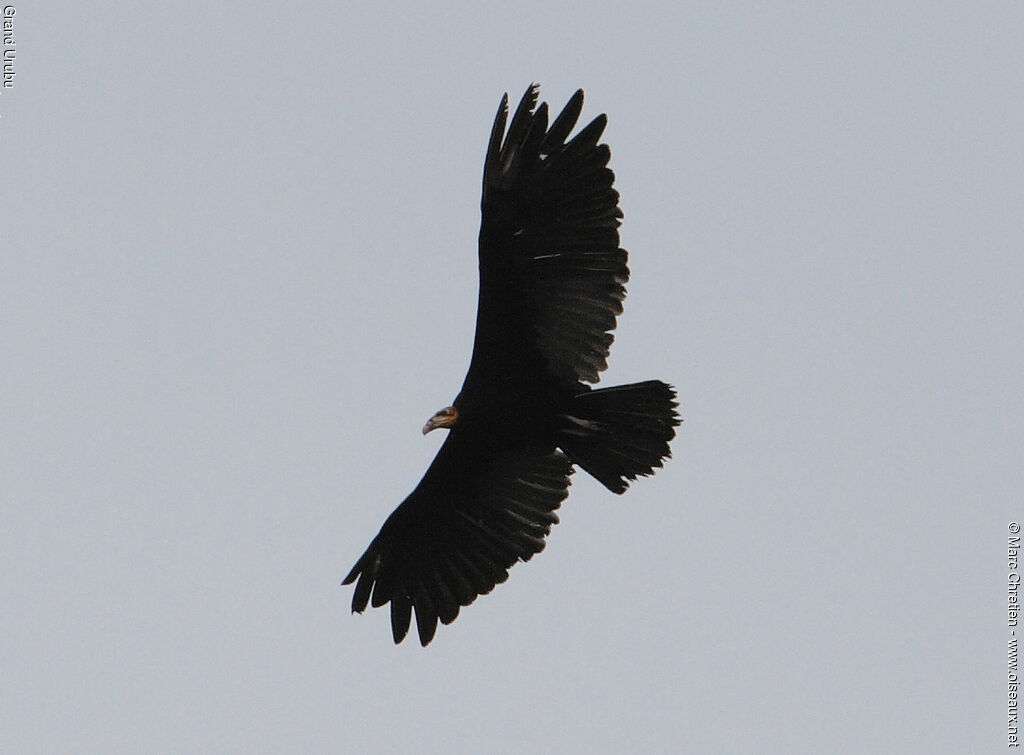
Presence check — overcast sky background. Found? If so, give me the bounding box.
[3,3,1021,753]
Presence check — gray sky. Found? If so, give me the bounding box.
[3,3,1021,753]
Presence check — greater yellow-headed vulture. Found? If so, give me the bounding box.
[344,85,681,645]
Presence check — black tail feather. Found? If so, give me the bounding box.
[558,380,680,493]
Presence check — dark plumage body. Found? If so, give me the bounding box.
[344,85,681,645]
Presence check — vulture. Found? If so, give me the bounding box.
[343,85,680,645]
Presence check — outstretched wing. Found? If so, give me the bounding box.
[465,85,629,389]
[343,434,572,646]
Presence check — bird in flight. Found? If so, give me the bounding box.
[344,85,680,645]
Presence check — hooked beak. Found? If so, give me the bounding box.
[422,406,459,435]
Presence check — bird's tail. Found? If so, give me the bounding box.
[558,380,680,494]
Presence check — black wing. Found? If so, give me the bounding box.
[343,436,572,646]
[344,87,627,646]
[464,84,629,390]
